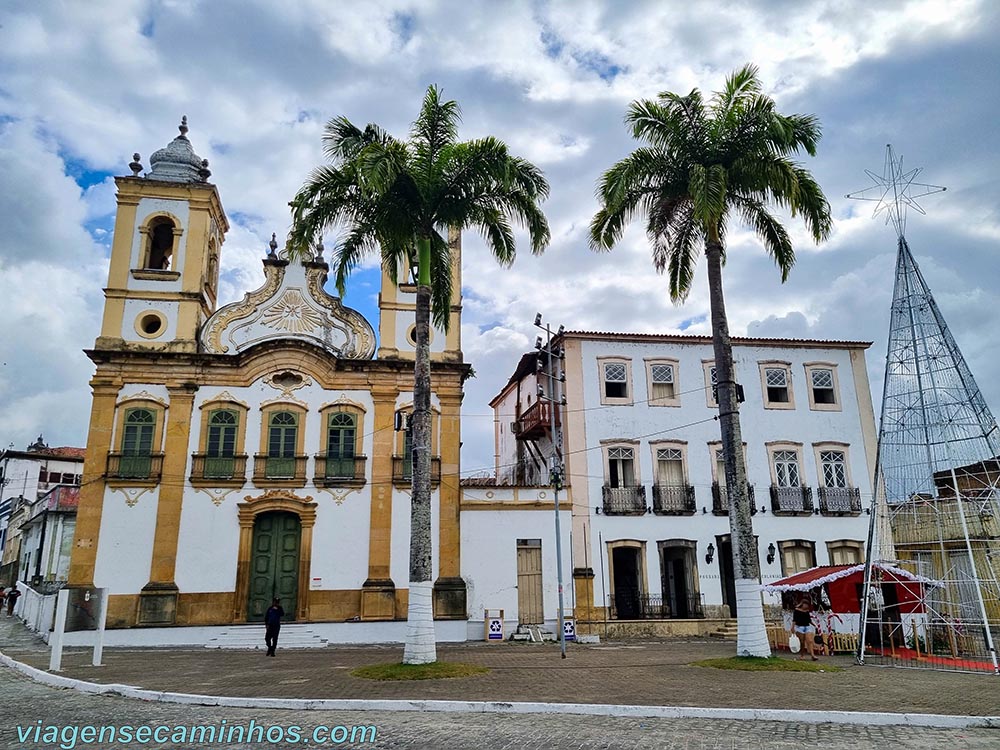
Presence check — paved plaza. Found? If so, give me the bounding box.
[2,617,999,748]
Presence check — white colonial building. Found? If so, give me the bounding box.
[1,439,85,586]
[488,331,878,634]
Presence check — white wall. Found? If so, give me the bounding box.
[93,486,158,593]
[461,503,572,632]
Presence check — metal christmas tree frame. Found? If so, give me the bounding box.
[851,146,1000,674]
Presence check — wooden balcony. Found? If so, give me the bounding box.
[818,486,862,516]
[514,400,559,441]
[770,485,814,516]
[189,454,248,486]
[253,454,308,487]
[652,484,696,515]
[392,455,441,488]
[106,452,164,483]
[314,454,367,487]
[711,482,756,516]
[601,485,647,515]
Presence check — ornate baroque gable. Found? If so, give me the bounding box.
[201,257,375,358]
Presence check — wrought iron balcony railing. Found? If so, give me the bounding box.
[818,486,862,515]
[711,482,756,515]
[609,590,706,619]
[601,485,647,515]
[392,455,442,487]
[314,454,367,487]
[189,453,248,483]
[106,452,164,482]
[253,454,308,484]
[770,485,814,515]
[652,484,696,515]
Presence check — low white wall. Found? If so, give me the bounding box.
[18,584,56,641]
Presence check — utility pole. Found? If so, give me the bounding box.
[534,313,567,658]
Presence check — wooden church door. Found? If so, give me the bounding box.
[247,511,301,621]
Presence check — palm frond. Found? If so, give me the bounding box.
[733,195,795,280]
[664,203,701,302]
[425,229,454,330]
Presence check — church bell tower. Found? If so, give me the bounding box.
[96,117,228,354]
[377,226,463,362]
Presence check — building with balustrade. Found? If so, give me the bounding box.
[489,331,878,632]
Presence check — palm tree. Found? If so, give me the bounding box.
[289,85,550,664]
[590,64,832,657]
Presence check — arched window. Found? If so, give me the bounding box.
[266,411,298,478]
[205,409,238,478]
[146,218,176,270]
[326,412,356,478]
[120,408,155,478]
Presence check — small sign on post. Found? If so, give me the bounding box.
[484,608,504,642]
[562,617,576,642]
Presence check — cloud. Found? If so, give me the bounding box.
[0,0,998,472]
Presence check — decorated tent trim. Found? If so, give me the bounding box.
[761,563,940,593]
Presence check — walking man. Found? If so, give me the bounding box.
[264,597,284,656]
[6,584,21,617]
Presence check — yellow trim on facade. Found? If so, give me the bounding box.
[146,388,196,585]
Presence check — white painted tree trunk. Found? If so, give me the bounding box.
[734,578,771,656]
[402,580,436,664]
[705,239,771,658]
[402,269,436,665]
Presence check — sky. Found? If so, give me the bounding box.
[0,0,998,479]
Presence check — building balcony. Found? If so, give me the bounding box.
[106,452,164,483]
[392,455,441,488]
[189,454,248,485]
[601,485,647,515]
[770,485,814,515]
[818,486,862,516]
[314,454,367,487]
[711,482,756,516]
[652,484,696,515]
[253,454,308,486]
[514,400,559,441]
[610,591,705,619]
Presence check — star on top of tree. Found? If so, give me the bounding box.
[846,144,946,238]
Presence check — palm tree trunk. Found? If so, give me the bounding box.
[705,238,771,658]
[403,236,436,665]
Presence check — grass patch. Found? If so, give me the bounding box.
[350,662,490,681]
[691,656,842,673]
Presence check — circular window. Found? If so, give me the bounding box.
[134,310,167,339]
[405,324,433,347]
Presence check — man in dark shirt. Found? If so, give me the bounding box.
[264,598,284,657]
[6,585,21,617]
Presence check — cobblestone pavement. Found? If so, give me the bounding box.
[2,617,999,749]
[2,667,999,749]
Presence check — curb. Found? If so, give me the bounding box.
[2,652,998,729]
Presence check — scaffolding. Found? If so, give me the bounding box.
[852,146,1000,674]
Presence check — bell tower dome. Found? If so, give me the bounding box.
[95,117,229,353]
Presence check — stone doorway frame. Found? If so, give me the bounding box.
[234,490,316,622]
